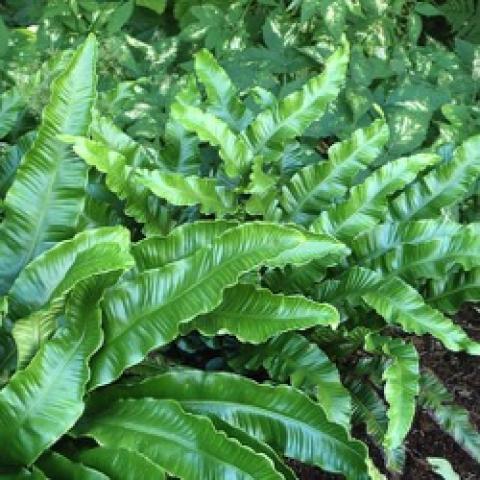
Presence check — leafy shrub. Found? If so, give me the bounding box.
[0,1,479,478]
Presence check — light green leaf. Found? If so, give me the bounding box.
[427,458,461,480]
[0,276,105,465]
[90,223,337,388]
[389,133,480,220]
[192,284,339,343]
[194,49,252,131]
[246,39,349,152]
[365,335,419,452]
[132,220,237,272]
[281,118,389,224]
[0,35,97,294]
[79,398,284,480]
[171,102,253,178]
[234,332,351,428]
[312,153,440,241]
[135,169,237,215]
[363,274,480,355]
[420,371,480,463]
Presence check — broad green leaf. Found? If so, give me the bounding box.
[192,284,339,343]
[0,88,25,139]
[206,418,297,480]
[365,335,419,452]
[171,102,253,178]
[36,451,108,480]
[233,332,351,427]
[10,227,133,367]
[0,35,97,295]
[8,226,132,319]
[312,153,440,241]
[76,447,166,480]
[363,274,480,355]
[366,226,480,282]
[353,219,461,265]
[246,40,349,152]
[64,136,163,231]
[162,120,200,175]
[132,220,237,272]
[0,276,105,465]
[135,169,237,215]
[89,370,370,479]
[79,398,284,480]
[428,268,480,314]
[420,371,480,462]
[90,223,338,388]
[194,49,252,131]
[389,133,480,220]
[427,458,460,480]
[281,118,389,224]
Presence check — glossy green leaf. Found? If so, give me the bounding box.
[193,284,339,343]
[246,40,349,152]
[79,398,284,480]
[76,447,166,480]
[389,133,480,220]
[36,451,108,480]
[0,276,105,466]
[132,220,237,272]
[365,335,419,451]
[90,223,338,388]
[281,119,389,224]
[0,88,25,139]
[312,153,440,241]
[171,102,253,178]
[0,35,97,295]
[89,370,370,479]
[194,49,252,131]
[135,169,237,215]
[234,332,351,427]
[427,457,460,480]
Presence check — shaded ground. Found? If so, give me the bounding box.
[289,305,480,479]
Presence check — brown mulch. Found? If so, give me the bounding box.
[288,305,480,479]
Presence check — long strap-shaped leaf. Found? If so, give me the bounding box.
[171,102,253,178]
[281,119,389,224]
[233,332,351,428]
[192,284,339,343]
[312,153,439,241]
[78,398,284,480]
[135,169,237,215]
[88,370,370,479]
[8,226,132,319]
[0,35,97,295]
[319,267,480,354]
[89,223,346,388]
[194,49,252,131]
[36,451,108,480]
[419,371,480,462]
[132,220,237,272]
[246,40,349,152]
[365,335,419,452]
[74,447,166,480]
[389,133,480,220]
[0,277,104,465]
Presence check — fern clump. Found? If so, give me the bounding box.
[0,2,479,479]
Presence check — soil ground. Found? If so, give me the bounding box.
[288,305,480,479]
